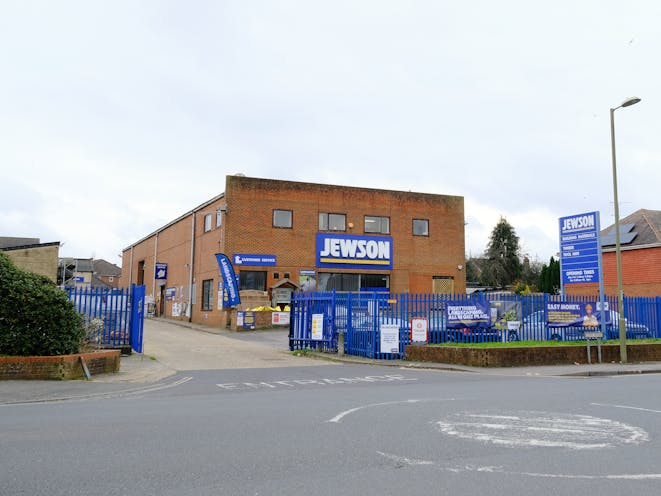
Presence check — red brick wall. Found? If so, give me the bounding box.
[0,351,120,380]
[225,176,465,295]
[566,246,661,297]
[122,176,465,327]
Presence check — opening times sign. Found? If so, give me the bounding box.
[559,211,602,285]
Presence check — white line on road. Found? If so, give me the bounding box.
[377,452,661,480]
[328,398,456,423]
[592,402,661,414]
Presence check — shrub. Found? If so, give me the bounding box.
[0,253,85,356]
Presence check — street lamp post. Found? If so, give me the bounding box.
[610,96,641,364]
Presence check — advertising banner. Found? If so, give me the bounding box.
[546,301,611,328]
[489,301,522,331]
[214,253,241,307]
[445,301,491,329]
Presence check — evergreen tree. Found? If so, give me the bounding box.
[538,256,560,294]
[481,217,522,288]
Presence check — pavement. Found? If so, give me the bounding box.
[2,317,661,405]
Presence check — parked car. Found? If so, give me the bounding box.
[522,310,651,341]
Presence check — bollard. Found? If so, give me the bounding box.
[338,331,345,356]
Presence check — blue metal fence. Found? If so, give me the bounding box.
[289,291,661,359]
[66,285,145,352]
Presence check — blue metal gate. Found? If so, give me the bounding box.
[67,285,145,353]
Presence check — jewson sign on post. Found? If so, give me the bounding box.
[316,233,393,270]
[559,211,602,285]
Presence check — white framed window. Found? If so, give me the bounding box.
[273,209,293,228]
[319,212,346,231]
[204,214,213,232]
[364,215,389,234]
[216,209,223,228]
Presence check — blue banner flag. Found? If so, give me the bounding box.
[215,253,241,307]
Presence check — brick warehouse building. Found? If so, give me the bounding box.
[565,209,661,297]
[121,175,465,327]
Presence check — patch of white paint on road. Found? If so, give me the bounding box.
[434,411,648,450]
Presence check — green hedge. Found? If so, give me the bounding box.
[0,253,85,356]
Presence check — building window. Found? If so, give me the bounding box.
[240,271,267,291]
[319,213,346,231]
[317,273,389,291]
[204,214,213,232]
[202,279,213,310]
[413,219,429,236]
[137,260,145,285]
[273,209,292,228]
[216,209,223,227]
[364,215,390,234]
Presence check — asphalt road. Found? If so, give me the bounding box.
[2,363,661,496]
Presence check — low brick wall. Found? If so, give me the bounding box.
[0,350,121,380]
[405,343,661,367]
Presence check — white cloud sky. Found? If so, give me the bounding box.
[1,0,659,265]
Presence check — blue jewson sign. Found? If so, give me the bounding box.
[233,254,276,266]
[215,253,241,307]
[559,211,602,285]
[546,301,611,328]
[155,262,168,280]
[316,233,393,270]
[445,301,491,329]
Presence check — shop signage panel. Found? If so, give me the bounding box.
[559,211,601,285]
[233,254,277,266]
[154,262,168,280]
[316,233,393,270]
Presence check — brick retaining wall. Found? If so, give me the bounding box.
[0,350,121,380]
[405,343,661,367]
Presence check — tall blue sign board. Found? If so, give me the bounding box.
[559,211,602,286]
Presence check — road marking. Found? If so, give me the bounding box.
[592,402,661,414]
[0,376,193,406]
[377,452,661,480]
[329,399,425,423]
[328,398,456,423]
[434,411,648,450]
[216,373,418,391]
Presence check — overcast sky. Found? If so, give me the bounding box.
[1,1,658,267]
